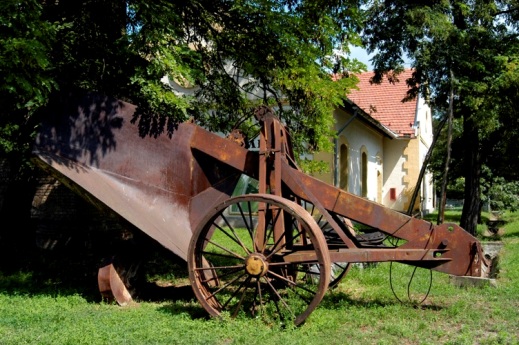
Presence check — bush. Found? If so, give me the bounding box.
[484,177,519,213]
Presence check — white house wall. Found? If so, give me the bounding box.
[420,137,435,214]
[334,108,384,202]
[382,137,410,211]
[416,97,435,214]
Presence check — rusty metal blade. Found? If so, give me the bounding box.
[98,263,133,306]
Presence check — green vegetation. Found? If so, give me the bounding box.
[0,0,365,174]
[363,1,519,236]
[1,210,518,344]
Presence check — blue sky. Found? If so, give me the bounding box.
[349,45,374,70]
[349,46,412,71]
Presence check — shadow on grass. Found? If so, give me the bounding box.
[141,283,211,320]
[158,285,447,324]
[1,263,450,325]
[497,220,519,239]
[0,268,102,302]
[498,232,519,239]
[319,290,445,312]
[138,283,195,302]
[0,244,192,304]
[157,299,210,321]
[0,264,211,321]
[0,261,212,318]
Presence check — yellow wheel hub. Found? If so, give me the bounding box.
[245,253,269,277]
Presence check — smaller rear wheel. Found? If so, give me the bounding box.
[300,200,353,288]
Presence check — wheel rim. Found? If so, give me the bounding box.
[188,194,330,326]
[300,200,352,288]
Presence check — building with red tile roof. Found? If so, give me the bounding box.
[347,69,418,138]
[313,69,435,214]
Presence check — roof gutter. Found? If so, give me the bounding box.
[340,100,399,139]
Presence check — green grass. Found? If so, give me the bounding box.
[0,210,518,344]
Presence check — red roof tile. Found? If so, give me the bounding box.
[347,69,417,138]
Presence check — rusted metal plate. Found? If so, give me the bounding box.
[279,152,483,277]
[98,263,133,306]
[33,96,484,291]
[282,248,450,264]
[33,94,247,260]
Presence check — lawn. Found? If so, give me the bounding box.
[0,210,518,344]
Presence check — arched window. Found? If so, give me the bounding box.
[339,144,348,191]
[361,151,368,198]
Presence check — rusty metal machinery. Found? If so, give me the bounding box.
[33,94,485,326]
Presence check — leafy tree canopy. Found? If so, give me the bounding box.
[1,0,367,171]
[362,0,519,233]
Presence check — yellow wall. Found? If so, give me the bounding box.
[401,138,420,213]
[310,151,334,185]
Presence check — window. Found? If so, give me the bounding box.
[390,188,396,201]
[230,175,259,214]
[361,151,368,198]
[339,144,348,191]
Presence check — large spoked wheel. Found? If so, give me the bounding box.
[188,194,331,326]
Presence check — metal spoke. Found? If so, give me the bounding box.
[204,271,248,302]
[194,264,244,271]
[263,276,295,319]
[204,238,245,260]
[212,220,250,255]
[189,194,330,326]
[251,278,264,318]
[236,202,255,241]
[264,227,305,260]
[220,214,252,255]
[267,261,318,267]
[267,270,318,295]
[201,250,242,262]
[334,262,349,270]
[230,276,253,317]
[260,203,282,253]
[196,265,244,284]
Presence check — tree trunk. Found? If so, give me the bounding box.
[437,72,454,224]
[460,114,481,236]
